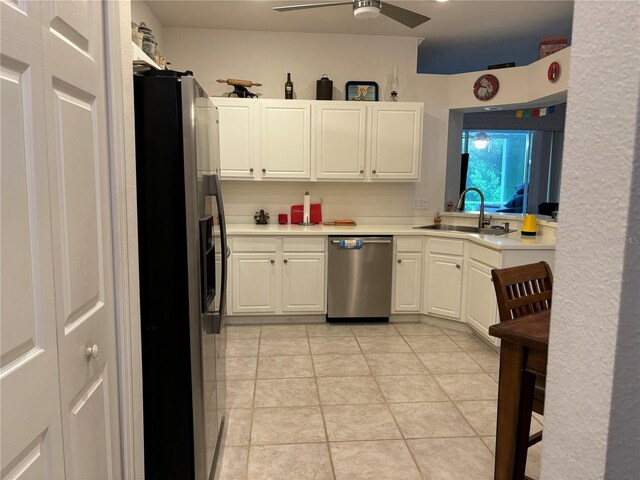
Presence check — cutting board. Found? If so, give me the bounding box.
[291,204,322,224]
[323,220,357,226]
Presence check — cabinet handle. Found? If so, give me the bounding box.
[397,259,402,263]
[372,169,377,174]
[283,259,288,264]
[456,264,461,269]
[360,169,364,174]
[270,259,275,264]
[249,168,254,173]
[86,344,99,359]
[262,168,266,173]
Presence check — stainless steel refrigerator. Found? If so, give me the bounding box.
[134,70,228,480]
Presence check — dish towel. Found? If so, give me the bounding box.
[338,239,364,249]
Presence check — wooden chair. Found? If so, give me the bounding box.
[491,261,553,477]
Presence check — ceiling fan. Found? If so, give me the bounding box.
[273,0,431,29]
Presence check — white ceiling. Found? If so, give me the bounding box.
[145,0,574,42]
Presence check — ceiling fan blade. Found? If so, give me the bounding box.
[273,2,353,12]
[380,2,430,28]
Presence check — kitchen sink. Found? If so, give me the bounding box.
[413,224,514,235]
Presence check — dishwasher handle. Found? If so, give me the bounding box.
[330,239,392,245]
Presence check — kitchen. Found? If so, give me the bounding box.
[3,0,636,480]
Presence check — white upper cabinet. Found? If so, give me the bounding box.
[314,102,367,180]
[370,103,423,181]
[260,100,311,179]
[212,98,257,179]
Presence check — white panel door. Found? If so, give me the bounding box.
[393,253,423,312]
[426,253,463,320]
[40,0,122,477]
[213,98,257,179]
[282,253,326,313]
[466,258,500,345]
[260,101,311,179]
[370,104,422,181]
[231,254,277,314]
[314,102,366,180]
[0,1,66,477]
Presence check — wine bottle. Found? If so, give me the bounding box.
[285,72,293,99]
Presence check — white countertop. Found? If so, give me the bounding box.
[225,224,556,250]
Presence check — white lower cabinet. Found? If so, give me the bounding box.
[228,236,326,316]
[392,237,423,313]
[425,238,464,320]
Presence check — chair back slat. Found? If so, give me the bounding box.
[491,262,553,322]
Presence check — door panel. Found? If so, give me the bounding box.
[231,254,276,313]
[427,253,463,319]
[0,1,65,476]
[282,254,326,312]
[393,253,422,312]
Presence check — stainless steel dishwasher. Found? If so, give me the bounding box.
[327,236,393,321]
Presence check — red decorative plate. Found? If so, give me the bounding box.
[473,74,499,101]
[548,61,561,82]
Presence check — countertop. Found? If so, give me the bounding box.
[225,224,556,250]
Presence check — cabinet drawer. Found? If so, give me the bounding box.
[283,237,326,252]
[428,238,464,256]
[232,237,277,252]
[469,243,501,267]
[395,236,423,252]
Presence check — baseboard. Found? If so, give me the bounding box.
[226,315,326,325]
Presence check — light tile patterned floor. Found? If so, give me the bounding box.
[219,322,543,480]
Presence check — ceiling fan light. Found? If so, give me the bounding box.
[354,5,380,19]
[472,132,490,150]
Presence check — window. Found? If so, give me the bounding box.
[461,130,534,213]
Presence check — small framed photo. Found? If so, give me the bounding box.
[345,81,378,101]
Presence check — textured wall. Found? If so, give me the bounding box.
[541,1,640,478]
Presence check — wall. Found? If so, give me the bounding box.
[131,0,165,51]
[541,1,640,478]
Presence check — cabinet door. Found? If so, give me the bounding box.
[426,253,463,319]
[260,101,311,179]
[314,102,366,180]
[282,253,326,313]
[393,253,423,312]
[370,104,422,181]
[212,98,257,179]
[466,258,500,345]
[231,253,276,314]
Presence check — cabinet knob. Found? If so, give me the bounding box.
[270,259,275,264]
[249,167,254,173]
[284,259,288,264]
[360,169,364,174]
[456,264,461,269]
[372,169,377,174]
[262,168,267,173]
[86,344,99,359]
[397,259,402,263]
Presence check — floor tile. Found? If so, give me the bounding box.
[219,445,248,480]
[390,402,475,438]
[260,324,308,338]
[226,356,258,380]
[403,335,462,353]
[480,436,495,453]
[526,440,543,478]
[247,443,333,480]
[375,375,448,403]
[365,353,427,375]
[417,352,484,374]
[434,373,498,401]
[227,380,255,408]
[312,354,371,377]
[356,336,411,353]
[254,378,318,407]
[226,409,253,446]
[394,323,445,336]
[330,440,421,480]
[317,376,384,405]
[306,323,354,337]
[227,339,259,357]
[257,355,313,379]
[322,404,402,441]
[309,336,361,354]
[250,407,326,444]
[259,337,309,356]
[227,325,262,339]
[466,349,501,373]
[408,437,494,480]
[455,400,498,436]
[449,332,495,352]
[349,324,399,336]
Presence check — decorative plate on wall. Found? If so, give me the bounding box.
[548,61,561,82]
[473,74,499,101]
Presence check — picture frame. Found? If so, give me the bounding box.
[345,81,379,101]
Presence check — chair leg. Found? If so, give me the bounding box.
[514,371,536,479]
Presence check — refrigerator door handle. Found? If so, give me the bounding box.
[203,174,227,335]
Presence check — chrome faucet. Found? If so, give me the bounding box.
[456,187,490,229]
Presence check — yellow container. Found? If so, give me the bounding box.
[522,214,537,236]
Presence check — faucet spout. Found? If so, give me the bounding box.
[456,187,487,229]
